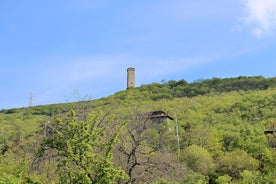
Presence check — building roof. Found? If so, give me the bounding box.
[143,110,174,121]
[264,129,276,135]
[264,124,276,135]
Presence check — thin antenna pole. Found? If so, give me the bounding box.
[29,92,33,107]
[173,110,181,157]
[168,108,181,157]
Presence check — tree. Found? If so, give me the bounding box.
[35,110,128,184]
[181,145,214,176]
[115,109,186,183]
[238,170,261,184]
[216,149,259,178]
[215,175,232,184]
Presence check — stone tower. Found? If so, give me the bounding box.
[127,67,135,88]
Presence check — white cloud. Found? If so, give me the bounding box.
[37,54,217,90]
[26,52,220,106]
[137,55,217,80]
[243,0,276,37]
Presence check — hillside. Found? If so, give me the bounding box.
[0,76,276,183]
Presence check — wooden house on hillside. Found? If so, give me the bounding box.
[264,124,276,148]
[142,110,174,124]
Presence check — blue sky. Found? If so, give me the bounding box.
[1,0,276,109]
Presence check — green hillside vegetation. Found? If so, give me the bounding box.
[0,76,276,183]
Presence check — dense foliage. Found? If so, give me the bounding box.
[111,76,276,102]
[0,76,275,183]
